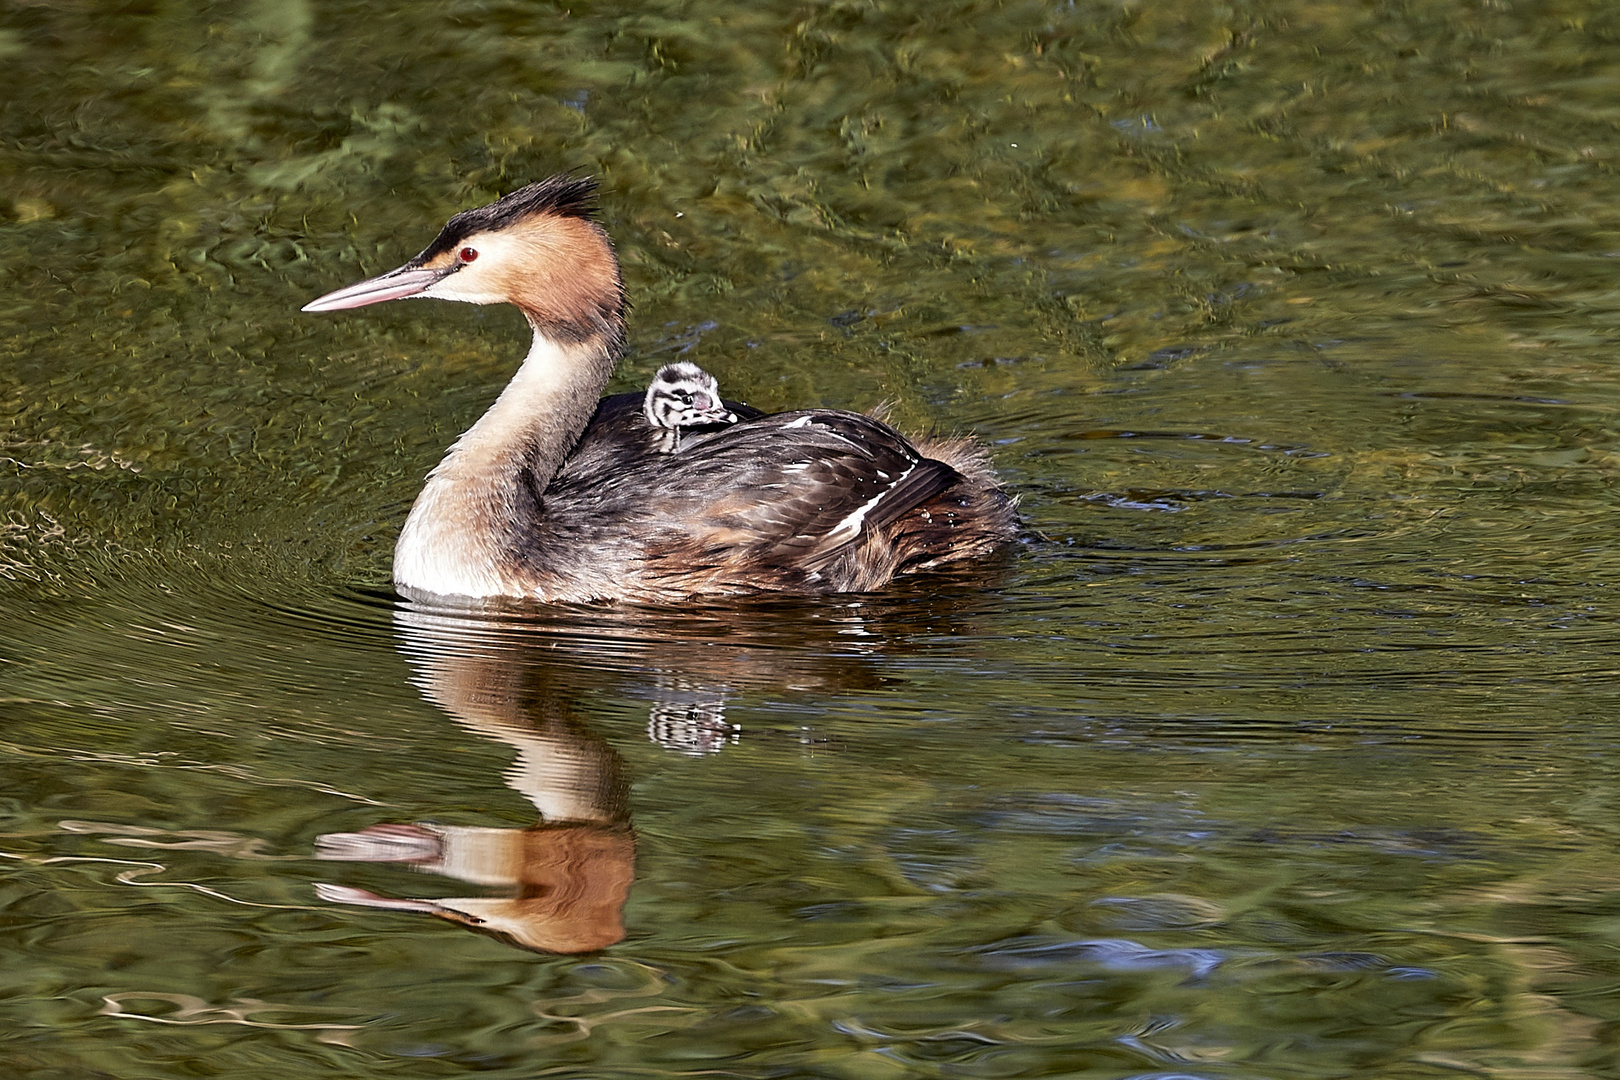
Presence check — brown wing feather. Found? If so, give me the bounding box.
[526,404,1012,598]
[663,412,956,564]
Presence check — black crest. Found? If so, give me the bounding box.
[413,175,600,263]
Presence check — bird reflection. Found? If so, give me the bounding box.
[314,579,1000,954]
[314,604,635,954]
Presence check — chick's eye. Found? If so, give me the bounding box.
[675,390,693,404]
[458,246,478,263]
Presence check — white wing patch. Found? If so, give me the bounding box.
[824,462,917,546]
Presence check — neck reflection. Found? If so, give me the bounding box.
[314,604,634,954]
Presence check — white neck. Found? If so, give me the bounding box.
[393,328,610,600]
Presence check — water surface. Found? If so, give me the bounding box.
[5,1,1620,1076]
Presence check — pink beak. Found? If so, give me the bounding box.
[302,265,450,312]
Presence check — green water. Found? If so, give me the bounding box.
[6,0,1620,1075]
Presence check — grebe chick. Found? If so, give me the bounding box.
[302,176,1018,604]
[643,361,738,452]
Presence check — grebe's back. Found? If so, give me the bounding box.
[538,402,1011,598]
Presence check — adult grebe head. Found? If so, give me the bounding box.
[301,176,624,345]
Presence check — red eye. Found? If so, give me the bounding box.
[458,246,478,263]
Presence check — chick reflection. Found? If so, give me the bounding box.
[645,678,740,755]
[315,606,634,954]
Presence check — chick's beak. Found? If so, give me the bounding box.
[301,263,455,312]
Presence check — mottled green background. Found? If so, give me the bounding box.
[5,0,1620,1076]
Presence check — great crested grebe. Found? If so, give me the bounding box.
[643,361,739,452]
[303,176,1018,603]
